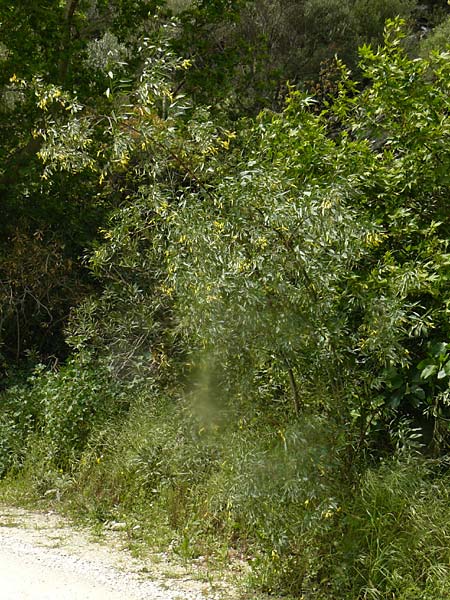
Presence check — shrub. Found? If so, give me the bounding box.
[0,353,131,473]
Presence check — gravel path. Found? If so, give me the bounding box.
[0,506,234,600]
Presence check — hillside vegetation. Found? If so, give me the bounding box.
[1,1,450,598]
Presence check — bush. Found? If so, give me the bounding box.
[419,15,450,56]
[0,353,131,473]
[67,404,346,594]
[0,375,41,476]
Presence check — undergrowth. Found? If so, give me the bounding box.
[3,367,450,599]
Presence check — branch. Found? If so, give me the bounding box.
[253,205,319,302]
[119,120,218,202]
[59,0,81,82]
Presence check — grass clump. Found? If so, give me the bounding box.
[331,458,450,599]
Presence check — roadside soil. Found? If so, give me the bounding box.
[0,505,247,600]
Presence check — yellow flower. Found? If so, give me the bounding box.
[257,236,268,249]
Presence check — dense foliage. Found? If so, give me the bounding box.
[1,2,450,598]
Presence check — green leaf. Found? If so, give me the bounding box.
[430,342,448,359]
[389,374,403,390]
[389,392,403,409]
[417,358,434,371]
[411,386,426,401]
[437,368,447,380]
[421,364,438,380]
[437,362,450,380]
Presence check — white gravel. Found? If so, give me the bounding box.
[0,506,233,600]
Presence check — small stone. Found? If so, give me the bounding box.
[109,521,127,531]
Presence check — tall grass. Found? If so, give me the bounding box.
[333,458,450,599]
[2,370,450,599]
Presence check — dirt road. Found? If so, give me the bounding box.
[0,550,137,599]
[0,506,229,600]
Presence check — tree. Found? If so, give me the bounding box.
[13,12,450,453]
[212,0,418,112]
[0,1,167,367]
